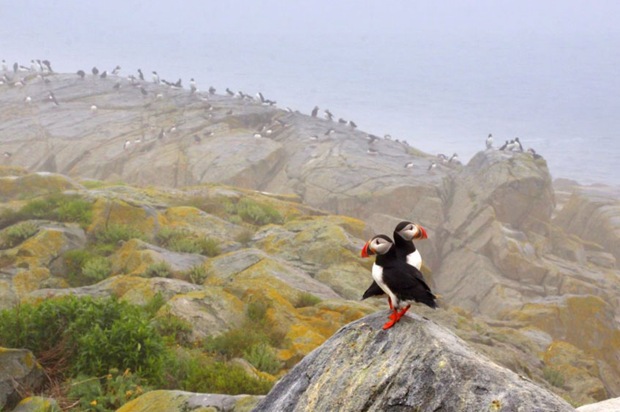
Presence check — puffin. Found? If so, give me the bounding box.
[361,235,437,329]
[486,133,493,149]
[362,221,429,308]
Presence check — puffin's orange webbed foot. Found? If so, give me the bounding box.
[382,318,397,330]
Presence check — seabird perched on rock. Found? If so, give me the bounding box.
[42,60,52,72]
[311,106,319,117]
[77,70,86,79]
[505,140,517,151]
[427,161,437,172]
[256,92,265,103]
[338,118,346,124]
[123,140,131,150]
[173,78,182,88]
[3,151,12,158]
[1,60,7,71]
[158,128,165,139]
[112,65,121,75]
[253,132,262,138]
[203,130,214,137]
[189,78,197,94]
[514,137,523,152]
[113,82,121,90]
[499,140,509,151]
[137,69,144,81]
[30,60,40,72]
[48,91,59,106]
[152,71,160,84]
[404,161,414,169]
[448,153,460,164]
[324,109,334,121]
[384,134,392,140]
[437,154,449,163]
[360,235,437,329]
[92,66,99,76]
[13,62,18,72]
[325,128,335,136]
[527,148,542,159]
[90,105,98,112]
[309,134,319,141]
[208,86,216,95]
[486,133,493,149]
[367,134,380,144]
[226,87,234,96]
[348,120,357,128]
[24,96,32,104]
[367,147,379,155]
[100,70,108,79]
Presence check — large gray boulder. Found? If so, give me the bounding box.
[253,312,574,412]
[577,396,620,411]
[0,348,45,410]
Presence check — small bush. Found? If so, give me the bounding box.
[244,343,282,374]
[93,224,147,246]
[543,366,565,388]
[153,313,193,347]
[0,221,38,249]
[180,357,272,395]
[19,194,93,227]
[236,198,283,226]
[143,292,166,318]
[294,292,322,308]
[0,296,165,383]
[82,256,112,283]
[67,368,148,412]
[184,265,208,285]
[234,228,254,246]
[156,227,221,257]
[143,262,173,278]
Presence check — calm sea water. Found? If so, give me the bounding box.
[6,31,620,186]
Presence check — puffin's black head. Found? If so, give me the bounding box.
[361,234,393,258]
[394,221,428,241]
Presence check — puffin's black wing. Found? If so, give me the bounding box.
[382,262,437,309]
[361,281,385,300]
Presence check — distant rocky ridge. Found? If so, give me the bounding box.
[1,72,620,409]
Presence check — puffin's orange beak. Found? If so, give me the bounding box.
[415,225,428,239]
[361,241,372,258]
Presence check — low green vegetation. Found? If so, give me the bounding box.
[205,299,285,374]
[188,195,283,226]
[0,221,39,249]
[0,193,93,230]
[143,261,174,278]
[543,366,565,388]
[155,227,221,256]
[0,294,276,411]
[294,292,322,308]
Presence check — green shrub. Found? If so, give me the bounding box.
[0,221,38,249]
[143,292,166,318]
[82,256,112,283]
[19,194,93,227]
[156,227,221,257]
[143,262,173,278]
[294,292,322,308]
[543,366,565,388]
[244,343,282,374]
[67,368,148,412]
[184,265,208,285]
[0,296,165,383]
[161,347,272,394]
[153,313,193,347]
[234,228,254,246]
[93,224,147,246]
[236,198,283,226]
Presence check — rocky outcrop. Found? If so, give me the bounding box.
[577,396,620,411]
[254,312,574,412]
[0,348,45,411]
[116,390,261,412]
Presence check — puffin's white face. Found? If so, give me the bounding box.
[396,222,428,241]
[361,235,393,257]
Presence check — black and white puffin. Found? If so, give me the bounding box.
[361,235,437,329]
[393,221,428,270]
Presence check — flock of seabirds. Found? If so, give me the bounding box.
[0,58,544,169]
[0,59,546,328]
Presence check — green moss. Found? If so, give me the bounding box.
[0,221,39,249]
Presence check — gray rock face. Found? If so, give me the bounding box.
[253,312,574,412]
[577,396,620,411]
[0,348,45,411]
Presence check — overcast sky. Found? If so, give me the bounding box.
[2,0,620,40]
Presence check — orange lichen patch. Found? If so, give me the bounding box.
[89,198,155,235]
[106,275,154,298]
[109,239,156,276]
[160,206,203,226]
[16,228,67,268]
[0,172,79,201]
[115,390,187,412]
[12,267,51,296]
